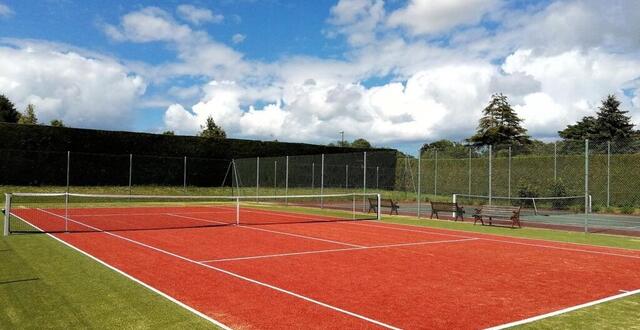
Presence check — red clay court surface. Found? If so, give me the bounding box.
[12,206,640,329]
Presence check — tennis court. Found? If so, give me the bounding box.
[5,192,640,329]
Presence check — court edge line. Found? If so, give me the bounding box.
[169,212,365,248]
[485,288,640,330]
[355,221,640,259]
[36,209,401,330]
[9,212,232,330]
[199,238,478,263]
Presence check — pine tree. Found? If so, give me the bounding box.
[0,94,21,123]
[558,94,637,141]
[198,116,226,138]
[18,104,38,124]
[467,93,531,146]
[594,94,635,140]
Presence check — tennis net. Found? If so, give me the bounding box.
[3,192,380,235]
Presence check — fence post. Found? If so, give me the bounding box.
[434,149,438,196]
[554,141,557,182]
[488,145,492,205]
[256,157,260,202]
[417,148,421,218]
[468,147,472,195]
[376,166,379,189]
[66,151,70,193]
[363,152,367,212]
[183,156,187,194]
[607,140,610,208]
[320,154,324,208]
[66,151,70,233]
[285,156,289,204]
[128,154,133,196]
[274,160,277,193]
[345,164,349,189]
[311,162,315,190]
[584,139,589,233]
[508,146,512,199]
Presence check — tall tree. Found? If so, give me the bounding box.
[467,93,531,146]
[18,104,38,124]
[50,119,65,127]
[0,94,21,123]
[198,116,226,138]
[558,116,597,140]
[559,94,636,141]
[594,94,635,140]
[162,130,175,135]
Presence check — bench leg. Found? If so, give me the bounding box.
[430,210,438,219]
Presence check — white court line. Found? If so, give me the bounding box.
[12,211,232,330]
[36,209,401,330]
[486,289,640,329]
[354,221,640,260]
[65,210,236,217]
[169,213,364,248]
[200,238,478,263]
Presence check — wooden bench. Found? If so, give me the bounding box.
[430,201,464,221]
[473,205,522,228]
[368,198,400,215]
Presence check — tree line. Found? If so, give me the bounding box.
[421,93,638,155]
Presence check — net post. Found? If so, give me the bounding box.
[320,154,324,208]
[285,156,289,204]
[376,193,381,220]
[452,194,456,218]
[183,156,187,195]
[3,193,11,236]
[236,196,240,225]
[584,139,589,233]
[417,148,421,218]
[64,192,69,233]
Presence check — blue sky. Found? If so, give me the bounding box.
[1,0,639,155]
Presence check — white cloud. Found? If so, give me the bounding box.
[177,5,223,25]
[232,33,246,44]
[104,7,193,43]
[326,0,385,46]
[0,3,13,18]
[0,40,146,128]
[387,0,500,36]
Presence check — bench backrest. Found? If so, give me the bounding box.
[478,205,521,216]
[430,201,461,212]
[369,198,396,207]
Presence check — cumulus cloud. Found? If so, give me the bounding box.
[387,0,500,36]
[0,40,146,128]
[326,0,385,46]
[177,5,223,25]
[0,3,13,18]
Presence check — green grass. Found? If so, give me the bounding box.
[0,218,219,329]
[2,186,639,328]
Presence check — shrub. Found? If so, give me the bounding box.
[517,182,539,207]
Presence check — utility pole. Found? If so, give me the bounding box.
[340,131,345,146]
